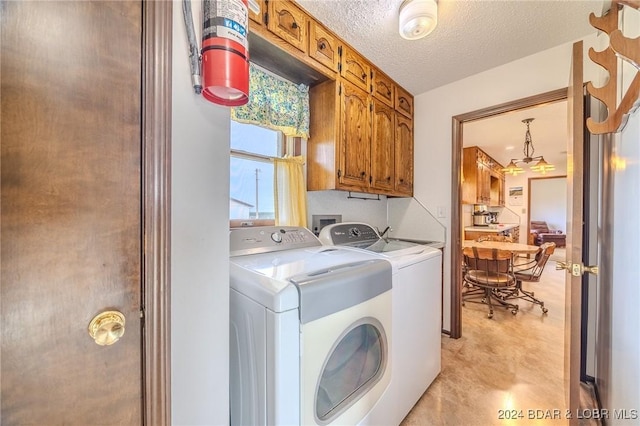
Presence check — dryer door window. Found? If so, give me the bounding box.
[315,318,388,422]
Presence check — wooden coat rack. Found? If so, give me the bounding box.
[586,0,640,134]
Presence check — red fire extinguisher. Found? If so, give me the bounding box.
[199,0,250,106]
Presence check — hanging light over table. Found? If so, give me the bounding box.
[501,118,555,175]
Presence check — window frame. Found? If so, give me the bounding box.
[230,123,303,228]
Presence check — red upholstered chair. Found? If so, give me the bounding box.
[529,221,566,247]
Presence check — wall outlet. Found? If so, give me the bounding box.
[437,206,446,218]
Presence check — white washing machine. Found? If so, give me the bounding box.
[319,222,442,426]
[229,226,393,426]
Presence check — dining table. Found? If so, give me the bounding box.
[462,240,541,255]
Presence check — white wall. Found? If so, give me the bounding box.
[530,177,567,232]
[171,1,230,424]
[413,35,598,332]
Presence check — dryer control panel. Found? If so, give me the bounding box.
[230,226,321,256]
[318,223,380,248]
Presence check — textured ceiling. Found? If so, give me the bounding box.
[296,0,602,96]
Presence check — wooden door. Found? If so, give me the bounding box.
[564,40,585,424]
[395,114,414,195]
[338,81,371,189]
[370,100,395,192]
[1,2,143,424]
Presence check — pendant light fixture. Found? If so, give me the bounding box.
[399,0,438,40]
[502,118,555,176]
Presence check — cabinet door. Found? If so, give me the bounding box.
[395,114,414,195]
[478,163,491,204]
[340,45,370,92]
[339,81,371,189]
[370,100,395,192]
[267,0,308,53]
[372,68,394,107]
[395,85,413,118]
[249,0,263,25]
[309,19,339,72]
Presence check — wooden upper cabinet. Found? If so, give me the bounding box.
[308,19,340,72]
[371,100,395,192]
[338,80,371,189]
[249,0,264,25]
[395,114,414,195]
[340,44,370,92]
[267,0,308,53]
[396,85,413,118]
[462,146,504,205]
[372,68,394,107]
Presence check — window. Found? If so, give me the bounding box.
[230,120,283,224]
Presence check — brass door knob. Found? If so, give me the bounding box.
[88,310,125,346]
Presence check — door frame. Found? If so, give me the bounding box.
[142,2,172,424]
[449,88,567,338]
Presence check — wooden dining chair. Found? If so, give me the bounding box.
[462,246,519,319]
[509,242,556,314]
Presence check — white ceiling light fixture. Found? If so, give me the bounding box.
[399,0,438,40]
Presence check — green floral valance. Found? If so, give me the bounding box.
[231,63,309,138]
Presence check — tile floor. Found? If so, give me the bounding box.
[400,257,598,425]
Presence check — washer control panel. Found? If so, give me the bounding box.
[230,226,321,256]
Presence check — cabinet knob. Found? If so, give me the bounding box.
[362,73,366,80]
[387,176,391,181]
[319,41,326,50]
[399,178,404,183]
[361,171,366,177]
[291,21,298,29]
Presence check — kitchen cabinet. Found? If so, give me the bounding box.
[372,68,395,107]
[395,85,413,118]
[308,79,413,196]
[463,146,504,206]
[267,0,308,53]
[338,80,372,189]
[247,0,414,197]
[340,44,370,92]
[371,99,395,192]
[308,19,340,72]
[395,114,413,195]
[249,0,264,25]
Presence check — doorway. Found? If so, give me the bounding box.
[450,88,567,338]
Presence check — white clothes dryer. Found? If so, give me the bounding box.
[230,226,393,426]
[319,222,443,426]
